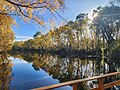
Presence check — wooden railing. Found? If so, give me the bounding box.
[32,72,120,90]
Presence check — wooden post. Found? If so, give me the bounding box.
[73,83,77,90]
[98,78,104,90]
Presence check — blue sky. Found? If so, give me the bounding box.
[12,0,109,41]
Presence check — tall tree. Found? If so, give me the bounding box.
[0,15,14,53]
[74,13,90,49]
[33,31,41,38]
[92,4,120,57]
[0,0,65,52]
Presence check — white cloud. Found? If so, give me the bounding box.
[15,35,33,39]
[15,35,33,41]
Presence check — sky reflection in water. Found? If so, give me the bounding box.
[10,57,72,90]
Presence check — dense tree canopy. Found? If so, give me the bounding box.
[91,3,120,57]
[0,0,65,25]
[92,5,120,45]
[13,13,97,52]
[0,0,120,57]
[33,31,42,38]
[0,0,65,52]
[12,3,120,57]
[0,15,14,52]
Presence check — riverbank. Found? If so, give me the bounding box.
[11,48,103,59]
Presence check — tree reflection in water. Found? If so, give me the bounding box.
[0,54,13,90]
[11,52,120,90]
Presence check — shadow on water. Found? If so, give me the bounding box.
[0,52,120,90]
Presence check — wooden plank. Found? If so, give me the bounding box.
[73,83,77,90]
[32,72,120,90]
[91,79,120,90]
[104,80,120,89]
[98,78,104,90]
[91,87,99,90]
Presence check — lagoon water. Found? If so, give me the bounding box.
[9,57,72,90]
[0,53,120,90]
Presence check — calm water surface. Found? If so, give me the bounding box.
[0,53,120,90]
[10,57,72,90]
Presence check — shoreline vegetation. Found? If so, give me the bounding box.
[11,12,120,60]
[0,1,120,60]
[10,48,120,59]
[11,48,102,58]
[0,1,120,90]
[11,5,120,60]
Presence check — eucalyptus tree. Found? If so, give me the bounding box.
[43,33,52,50]
[37,35,47,50]
[60,25,75,51]
[74,13,90,50]
[23,39,36,50]
[33,31,41,39]
[45,30,55,50]
[92,4,120,57]
[12,41,24,50]
[0,15,14,53]
[0,0,65,52]
[53,27,63,50]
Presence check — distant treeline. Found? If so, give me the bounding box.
[12,5,120,58]
[12,13,102,57]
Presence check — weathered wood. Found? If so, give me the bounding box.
[32,72,120,90]
[73,83,77,90]
[98,78,104,90]
[104,80,120,89]
[91,87,99,90]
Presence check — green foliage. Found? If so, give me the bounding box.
[13,13,97,51]
[92,5,120,46]
[111,39,120,57]
[12,41,24,50]
[91,4,120,57]
[0,15,14,52]
[33,31,41,38]
[0,0,65,26]
[12,4,120,58]
[0,0,65,53]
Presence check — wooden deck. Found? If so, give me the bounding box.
[32,72,120,90]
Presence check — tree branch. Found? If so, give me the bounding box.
[5,0,47,9]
